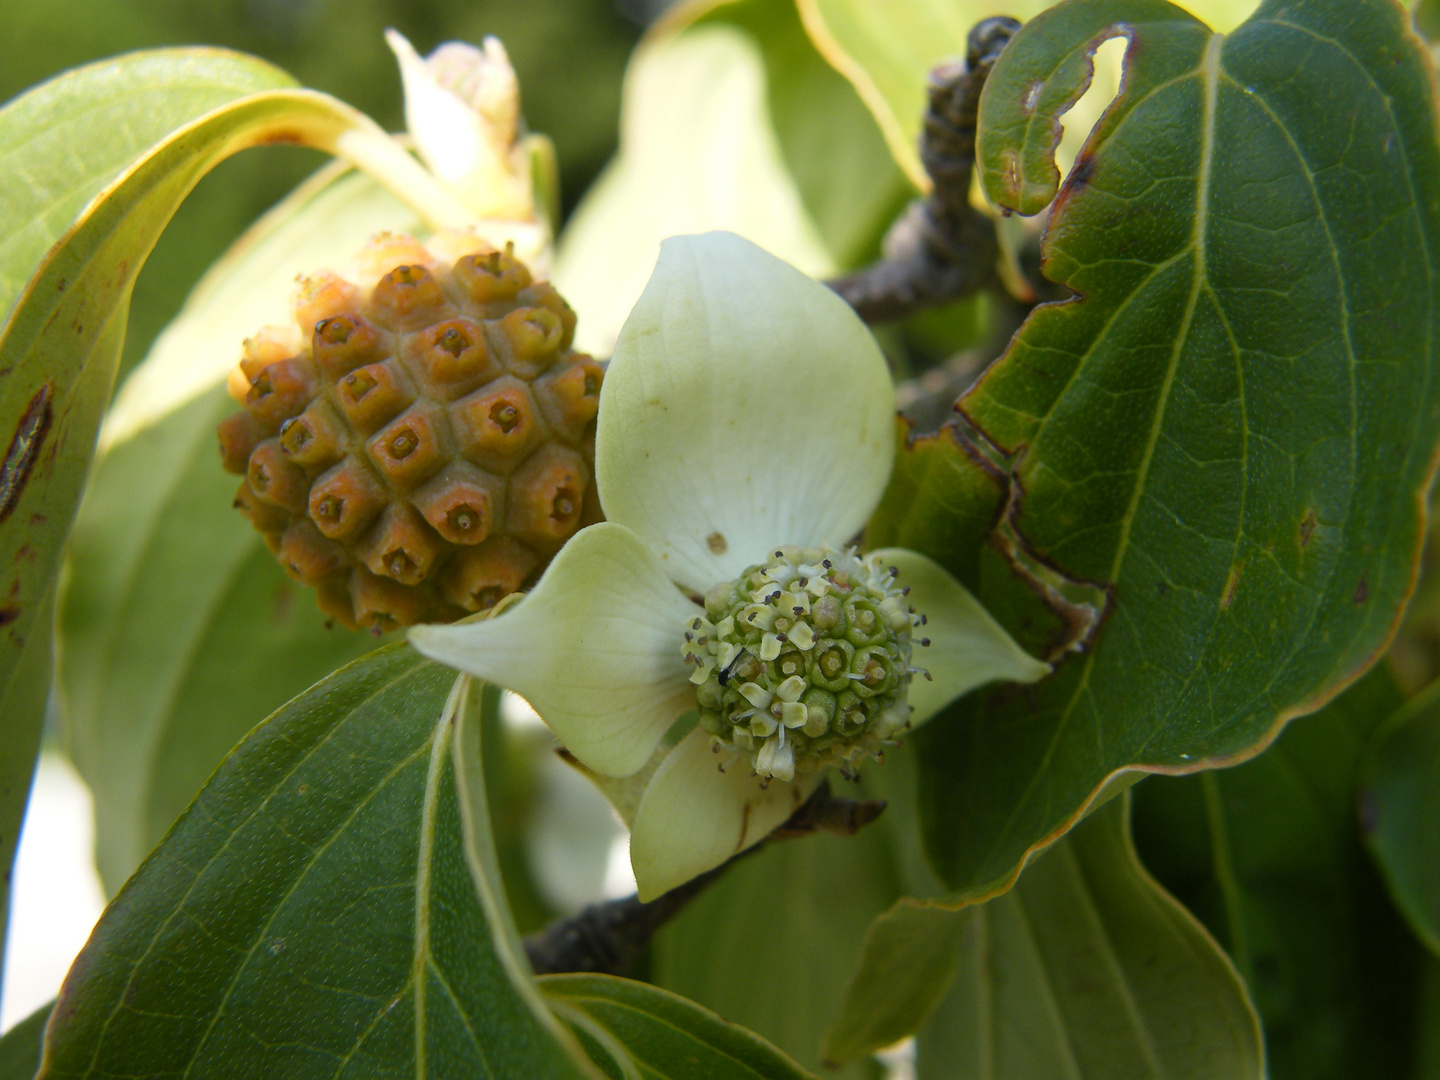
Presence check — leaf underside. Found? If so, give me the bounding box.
[1134,663,1432,1078]
[1359,674,1440,958]
[60,385,389,893]
[542,975,821,1080]
[825,795,1262,1077]
[896,0,1440,899]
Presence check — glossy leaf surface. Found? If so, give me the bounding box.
[824,796,1261,1077]
[40,646,589,1079]
[1361,678,1440,955]
[1133,665,1430,1078]
[60,385,389,892]
[896,0,1440,899]
[542,975,820,1080]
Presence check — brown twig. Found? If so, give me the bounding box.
[523,780,886,976]
[827,16,1022,323]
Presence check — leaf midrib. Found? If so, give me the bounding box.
[982,9,1436,885]
[980,35,1226,870]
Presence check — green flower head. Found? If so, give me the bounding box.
[410,232,1048,899]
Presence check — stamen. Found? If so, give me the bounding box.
[679,543,926,782]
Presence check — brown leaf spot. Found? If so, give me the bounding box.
[1299,510,1318,548]
[706,531,728,555]
[1067,153,1097,189]
[258,129,306,146]
[1221,563,1242,610]
[1354,578,1369,605]
[0,383,54,525]
[0,607,18,628]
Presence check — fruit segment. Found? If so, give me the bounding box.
[220,239,603,631]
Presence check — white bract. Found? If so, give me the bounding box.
[386,29,535,223]
[410,232,1048,900]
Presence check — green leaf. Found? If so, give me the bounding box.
[1422,956,1440,1078]
[0,46,442,933]
[1133,664,1431,1078]
[1415,0,1440,40]
[901,0,1440,899]
[40,645,592,1079]
[886,795,1262,1079]
[453,667,825,1080]
[553,22,833,357]
[795,0,1044,189]
[0,1000,52,1080]
[653,783,903,1079]
[1359,677,1440,956]
[59,384,392,893]
[0,46,299,1000]
[101,162,421,448]
[542,975,821,1080]
[0,50,296,325]
[60,157,417,894]
[691,0,911,267]
[820,904,969,1066]
[0,586,53,990]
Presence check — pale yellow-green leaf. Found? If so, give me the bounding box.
[797,0,1259,188]
[553,24,832,357]
[101,163,421,448]
[824,796,1263,1078]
